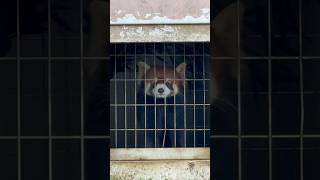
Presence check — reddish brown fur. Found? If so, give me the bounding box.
[141,66,184,87]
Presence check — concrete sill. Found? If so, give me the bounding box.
[110,148,210,161]
[111,148,210,180]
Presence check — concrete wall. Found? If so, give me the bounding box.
[110,148,210,180]
[110,25,209,42]
[111,160,210,180]
[109,1,210,179]
[110,0,210,42]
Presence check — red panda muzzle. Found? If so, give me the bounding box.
[137,62,186,99]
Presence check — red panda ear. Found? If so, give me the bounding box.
[176,62,187,79]
[137,62,150,79]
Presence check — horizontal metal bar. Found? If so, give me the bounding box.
[0,136,110,140]
[110,104,211,106]
[110,79,211,81]
[212,56,320,60]
[2,56,320,61]
[111,129,210,131]
[0,57,109,60]
[110,92,320,95]
[210,134,320,139]
[110,54,209,56]
[2,129,316,140]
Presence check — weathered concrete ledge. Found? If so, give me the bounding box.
[111,160,210,180]
[110,25,210,42]
[110,148,210,180]
[111,148,210,161]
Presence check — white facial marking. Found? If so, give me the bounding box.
[172,84,179,96]
[153,83,171,98]
[145,83,152,95]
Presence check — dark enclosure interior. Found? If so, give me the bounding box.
[110,42,210,148]
[0,0,109,180]
[212,0,320,180]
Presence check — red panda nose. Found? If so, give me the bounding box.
[158,88,164,94]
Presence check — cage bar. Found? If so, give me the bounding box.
[110,43,210,148]
[48,0,52,180]
[267,0,273,180]
[298,0,305,180]
[16,0,21,180]
[237,0,242,180]
[135,43,137,148]
[80,0,84,179]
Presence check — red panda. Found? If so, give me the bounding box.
[137,61,186,99]
[136,61,186,147]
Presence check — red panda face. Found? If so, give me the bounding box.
[146,79,178,98]
[137,62,186,98]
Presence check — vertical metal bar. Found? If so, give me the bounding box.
[114,45,118,148]
[144,44,147,148]
[48,0,52,180]
[16,0,21,180]
[203,42,206,147]
[80,0,84,179]
[298,0,304,179]
[193,43,196,147]
[183,43,187,147]
[135,44,137,148]
[124,44,127,148]
[174,43,176,147]
[267,0,273,180]
[163,44,167,148]
[154,43,157,148]
[237,0,242,179]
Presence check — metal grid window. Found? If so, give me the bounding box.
[0,0,108,179]
[0,0,320,179]
[110,42,210,148]
[212,0,320,180]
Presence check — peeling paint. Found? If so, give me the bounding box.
[110,0,210,42]
[116,10,122,15]
[111,12,210,25]
[201,8,210,14]
[111,25,210,42]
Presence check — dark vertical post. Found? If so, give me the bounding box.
[80,0,84,179]
[16,0,21,180]
[237,0,242,180]
[267,0,273,180]
[48,0,52,180]
[298,0,305,179]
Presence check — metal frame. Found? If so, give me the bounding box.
[2,0,317,179]
[210,0,310,180]
[1,0,110,180]
[110,42,210,148]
